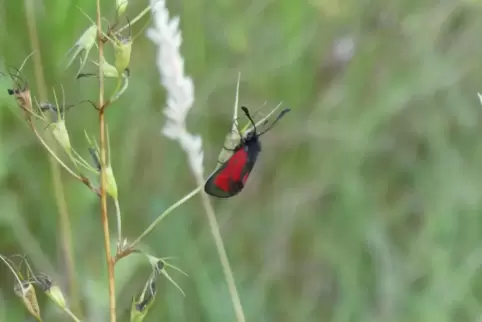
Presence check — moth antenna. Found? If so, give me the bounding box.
[258,108,291,136]
[233,103,265,123]
[241,106,256,133]
[229,105,268,137]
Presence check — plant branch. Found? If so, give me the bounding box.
[95,0,116,321]
[63,308,81,322]
[115,186,202,263]
[29,121,100,195]
[116,5,154,33]
[195,177,246,322]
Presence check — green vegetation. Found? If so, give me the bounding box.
[1,0,482,321]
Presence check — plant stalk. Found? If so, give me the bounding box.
[195,177,246,322]
[95,0,116,321]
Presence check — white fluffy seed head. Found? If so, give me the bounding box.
[147,0,204,177]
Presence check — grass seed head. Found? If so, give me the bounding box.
[14,281,42,321]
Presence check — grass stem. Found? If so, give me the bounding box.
[95,0,116,321]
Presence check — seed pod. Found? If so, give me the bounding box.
[116,0,129,17]
[64,24,98,76]
[130,268,159,322]
[77,56,129,79]
[105,165,118,200]
[35,273,67,309]
[113,35,132,76]
[14,281,42,321]
[50,120,72,154]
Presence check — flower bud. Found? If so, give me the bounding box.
[50,120,72,154]
[47,285,67,309]
[65,24,98,75]
[145,255,185,296]
[105,165,118,200]
[130,268,158,322]
[36,274,67,309]
[116,0,128,17]
[77,57,127,79]
[114,36,132,75]
[98,56,122,78]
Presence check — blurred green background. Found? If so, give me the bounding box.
[2,0,482,321]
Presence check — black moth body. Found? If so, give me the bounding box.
[204,106,291,198]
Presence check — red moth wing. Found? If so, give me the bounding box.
[204,148,254,198]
